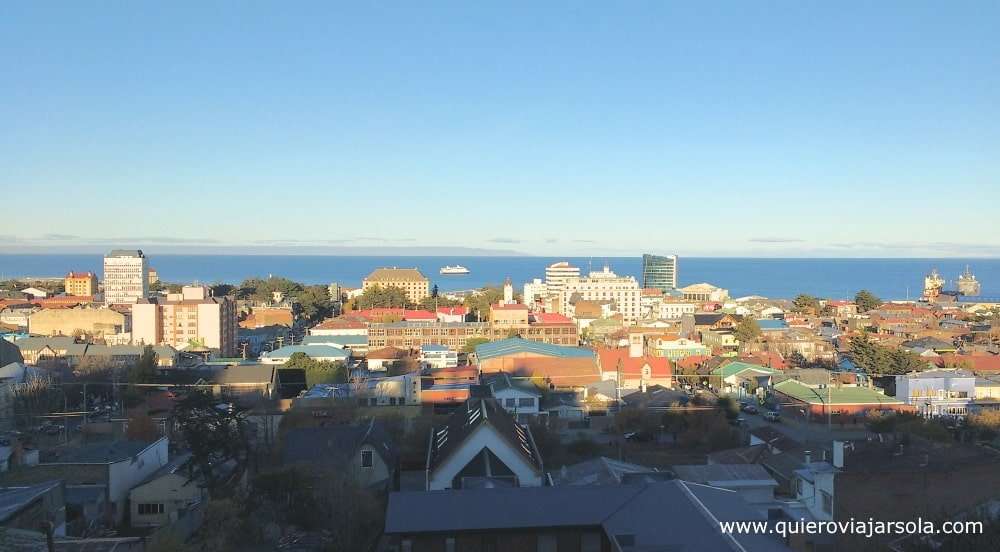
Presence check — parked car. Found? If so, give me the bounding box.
[624,431,654,443]
[763,411,781,422]
[741,404,759,415]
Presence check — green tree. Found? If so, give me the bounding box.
[462,337,491,354]
[854,289,882,313]
[296,285,334,324]
[733,317,761,347]
[127,345,158,385]
[849,333,923,376]
[283,352,347,386]
[354,285,412,309]
[792,294,821,314]
[175,390,249,493]
[464,286,505,320]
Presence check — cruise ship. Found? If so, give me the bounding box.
[439,265,470,275]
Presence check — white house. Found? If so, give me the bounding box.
[129,454,207,528]
[259,344,350,365]
[894,368,976,417]
[483,372,542,418]
[425,399,544,490]
[792,446,842,522]
[419,344,458,369]
[20,287,49,299]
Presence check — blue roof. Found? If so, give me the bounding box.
[957,296,1000,303]
[301,334,367,346]
[265,344,350,360]
[756,319,788,330]
[474,337,595,361]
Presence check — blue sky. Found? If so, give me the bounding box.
[2,2,999,257]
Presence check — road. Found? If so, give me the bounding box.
[741,408,869,444]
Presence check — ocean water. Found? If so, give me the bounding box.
[1,254,999,300]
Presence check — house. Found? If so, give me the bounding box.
[483,372,543,419]
[367,346,409,372]
[595,347,671,389]
[771,379,913,421]
[300,334,368,355]
[3,438,169,524]
[418,344,458,369]
[259,344,350,365]
[672,463,778,507]
[425,399,544,490]
[711,361,780,397]
[901,336,957,355]
[541,391,586,420]
[648,334,710,360]
[893,368,975,417]
[308,317,368,336]
[549,457,659,486]
[128,454,206,528]
[283,419,397,489]
[205,364,280,404]
[436,306,468,323]
[12,336,86,366]
[384,481,791,552]
[0,480,66,536]
[792,440,1000,548]
[475,337,601,388]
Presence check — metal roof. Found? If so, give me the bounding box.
[474,337,595,361]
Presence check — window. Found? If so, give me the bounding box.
[138,503,164,515]
[361,449,373,468]
[518,397,534,408]
[505,398,516,408]
[445,538,456,552]
[821,490,833,514]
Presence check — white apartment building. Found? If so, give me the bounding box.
[523,278,548,309]
[103,249,149,305]
[561,266,642,323]
[544,261,581,297]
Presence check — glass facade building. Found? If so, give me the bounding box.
[642,254,678,292]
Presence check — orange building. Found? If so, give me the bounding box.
[65,272,98,296]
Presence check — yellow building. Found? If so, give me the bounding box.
[65,271,98,296]
[362,267,430,304]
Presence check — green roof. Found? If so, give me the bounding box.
[773,379,904,406]
[711,361,780,379]
[474,337,595,362]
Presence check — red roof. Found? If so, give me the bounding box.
[935,354,1000,373]
[367,346,408,360]
[674,355,712,371]
[530,312,573,325]
[354,308,437,321]
[739,352,787,370]
[596,347,672,379]
[437,306,468,316]
[312,317,368,330]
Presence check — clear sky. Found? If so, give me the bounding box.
[3,2,999,257]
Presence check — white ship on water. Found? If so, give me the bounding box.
[439,265,470,275]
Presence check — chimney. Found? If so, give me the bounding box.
[833,441,846,468]
[804,450,812,465]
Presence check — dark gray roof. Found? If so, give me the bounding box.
[0,480,62,523]
[385,481,790,552]
[672,464,778,486]
[45,439,162,464]
[427,399,542,474]
[13,336,78,351]
[483,372,542,396]
[210,364,275,385]
[283,420,396,467]
[549,457,658,486]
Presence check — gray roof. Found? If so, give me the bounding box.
[13,336,78,351]
[105,249,144,258]
[45,439,162,464]
[0,480,62,523]
[549,457,659,486]
[283,420,396,467]
[672,464,778,487]
[385,481,790,552]
[483,372,542,396]
[428,399,542,474]
[210,364,275,385]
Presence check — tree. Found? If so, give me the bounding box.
[417,293,460,311]
[715,396,739,420]
[127,345,158,385]
[792,294,821,314]
[854,289,882,313]
[296,285,334,324]
[788,350,808,367]
[461,337,491,354]
[733,317,761,348]
[464,286,505,320]
[127,413,160,441]
[354,285,412,309]
[175,390,249,493]
[968,410,1000,441]
[849,333,923,376]
[283,352,347,387]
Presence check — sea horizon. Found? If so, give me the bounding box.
[2,253,998,301]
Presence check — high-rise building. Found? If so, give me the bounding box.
[544,261,581,297]
[103,250,149,305]
[362,267,431,304]
[65,271,98,296]
[642,254,678,292]
[132,285,237,356]
[561,265,643,323]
